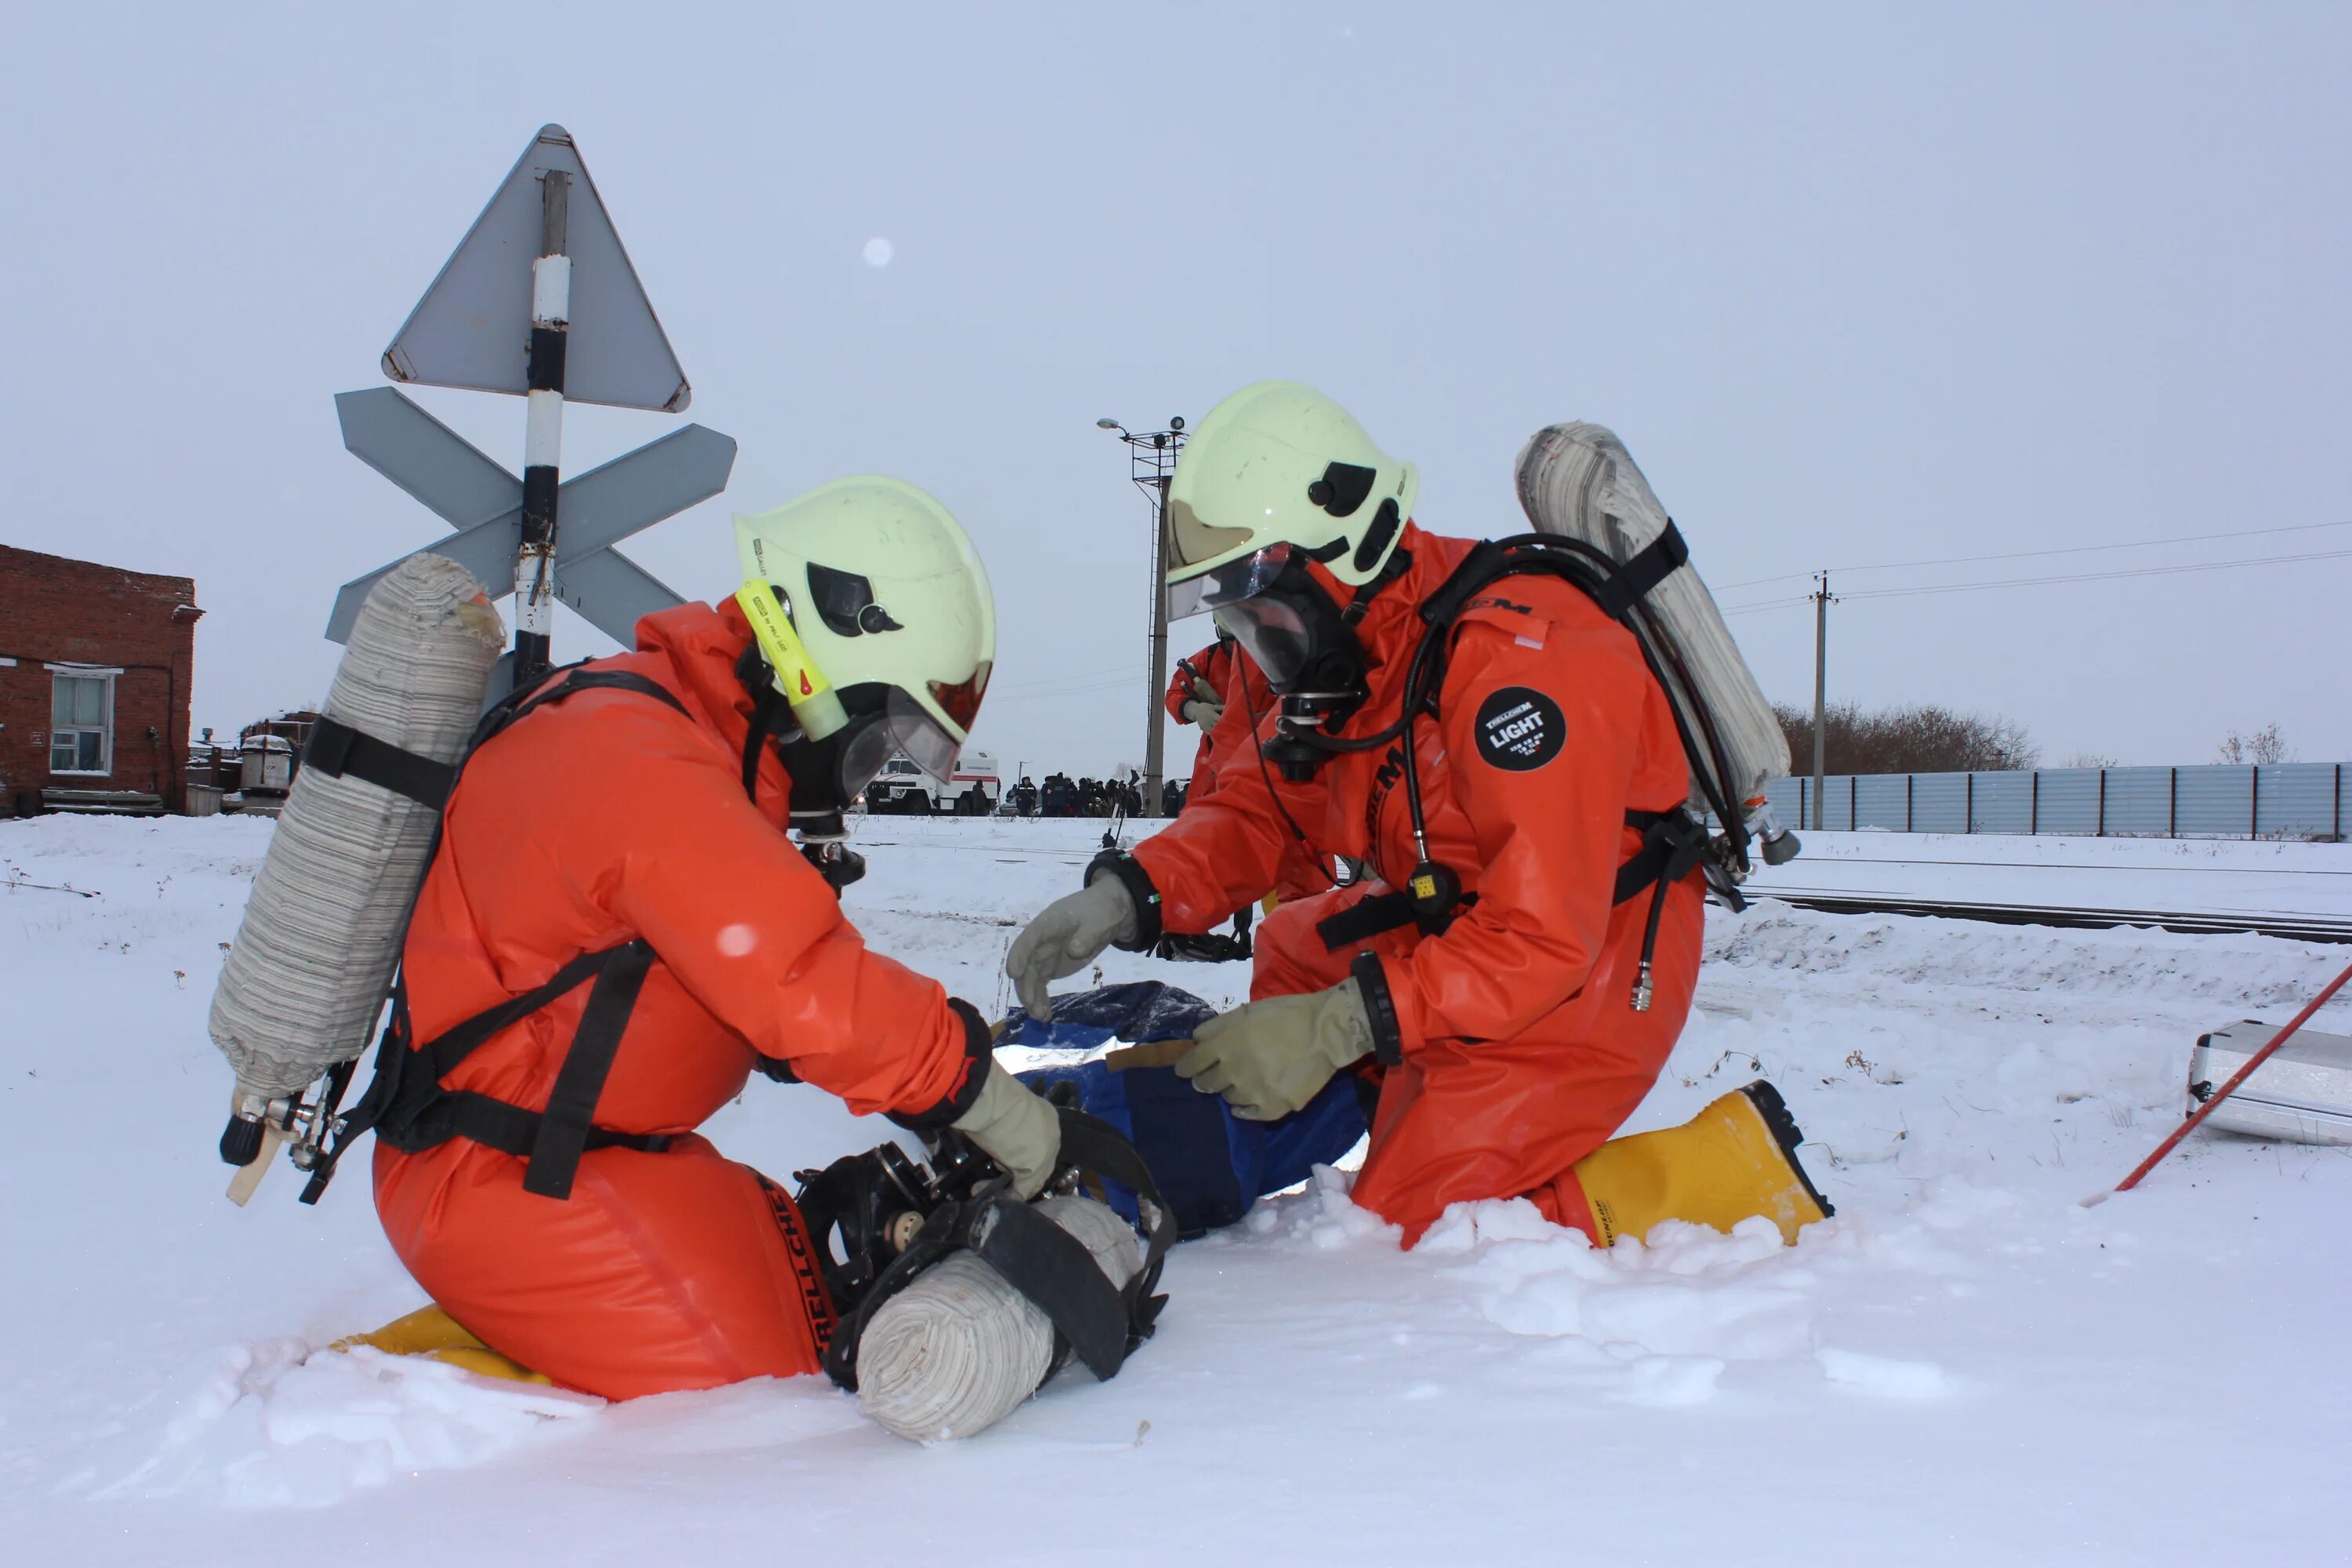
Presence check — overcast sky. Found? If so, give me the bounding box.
[4,2,2345,782]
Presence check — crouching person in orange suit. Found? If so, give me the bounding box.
[361,478,1062,1399]
[1009,383,1831,1250]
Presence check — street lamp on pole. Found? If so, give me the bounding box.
[1098,415,1187,816]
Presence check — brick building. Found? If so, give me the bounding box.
[0,544,202,815]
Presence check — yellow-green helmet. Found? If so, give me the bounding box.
[732,476,993,785]
[1165,380,1419,619]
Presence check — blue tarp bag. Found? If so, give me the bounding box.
[1006,981,1368,1238]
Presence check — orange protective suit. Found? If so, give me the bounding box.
[372,601,989,1400]
[1166,637,1330,904]
[1126,523,1703,1244]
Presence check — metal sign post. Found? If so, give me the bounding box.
[514,169,570,687]
[372,125,699,692]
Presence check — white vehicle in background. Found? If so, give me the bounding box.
[864,750,1001,815]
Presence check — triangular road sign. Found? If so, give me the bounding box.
[383,124,690,412]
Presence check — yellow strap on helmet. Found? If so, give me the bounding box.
[735,579,851,740]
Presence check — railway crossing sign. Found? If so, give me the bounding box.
[383,125,689,414]
[345,125,720,689]
[328,387,730,647]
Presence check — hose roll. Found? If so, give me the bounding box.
[856,1195,1141,1442]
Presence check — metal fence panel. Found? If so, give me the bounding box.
[1853,774,1909,831]
[2174,764,2256,837]
[1969,771,2032,833]
[1819,775,1853,830]
[2256,763,2340,839]
[2101,766,2173,836]
[1904,772,1965,833]
[2031,769,2100,834]
[1708,763,2338,840]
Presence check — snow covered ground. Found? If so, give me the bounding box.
[5,813,2350,1565]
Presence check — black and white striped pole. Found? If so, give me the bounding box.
[516,169,570,691]
[376,125,697,691]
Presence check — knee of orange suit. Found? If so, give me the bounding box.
[372,1137,830,1402]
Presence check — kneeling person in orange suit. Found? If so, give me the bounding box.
[1009,383,1831,1249]
[361,478,1062,1399]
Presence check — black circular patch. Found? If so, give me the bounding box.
[1474,686,1565,771]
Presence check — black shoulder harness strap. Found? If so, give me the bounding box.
[820,1108,1176,1392]
[300,663,692,1203]
[1310,526,1725,1011]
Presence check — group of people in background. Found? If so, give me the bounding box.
[1007,771,1154,819]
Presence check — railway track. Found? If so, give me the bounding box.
[1751,891,2352,946]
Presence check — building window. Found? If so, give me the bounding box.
[50,673,111,775]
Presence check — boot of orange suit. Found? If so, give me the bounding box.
[331,1303,551,1385]
[1570,1082,1834,1247]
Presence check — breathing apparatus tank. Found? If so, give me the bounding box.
[1513,422,1799,866]
[208,554,505,1198]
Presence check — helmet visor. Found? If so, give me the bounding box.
[1167,495,1259,576]
[1167,542,1295,623]
[829,689,967,797]
[886,687,964,782]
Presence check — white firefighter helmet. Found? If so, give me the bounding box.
[1163,380,1419,620]
[732,476,993,785]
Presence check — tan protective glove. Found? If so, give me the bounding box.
[1176,979,1374,1122]
[950,1061,1063,1199]
[1181,676,1224,731]
[1005,874,1138,1021]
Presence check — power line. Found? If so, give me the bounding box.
[1719,545,2352,613]
[1715,517,2352,593]
[1841,546,2352,602]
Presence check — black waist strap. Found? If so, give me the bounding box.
[1317,808,1702,953]
[1317,887,1479,950]
[1613,808,1706,905]
[374,938,668,1200]
[401,1090,674,1163]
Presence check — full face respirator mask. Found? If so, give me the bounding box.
[1174,543,1373,782]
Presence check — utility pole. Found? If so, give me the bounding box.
[1810,569,1835,830]
[1097,416,1187,815]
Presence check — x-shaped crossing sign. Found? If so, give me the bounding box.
[328,387,733,648]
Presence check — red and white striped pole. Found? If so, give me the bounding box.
[2086,956,2352,1203]
[514,169,570,691]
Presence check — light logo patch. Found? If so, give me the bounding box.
[1474,686,1566,771]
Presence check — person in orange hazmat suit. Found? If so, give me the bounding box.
[1008,383,1831,1249]
[367,477,1064,1400]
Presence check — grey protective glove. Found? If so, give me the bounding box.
[1175,978,1374,1121]
[950,1061,1063,1199]
[1005,874,1138,1022]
